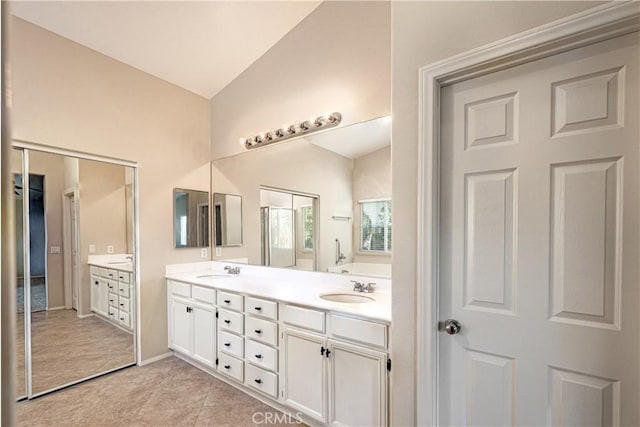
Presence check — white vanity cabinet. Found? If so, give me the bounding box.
[90,265,134,331]
[168,281,217,367]
[280,304,389,427]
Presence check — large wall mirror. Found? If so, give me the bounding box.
[13,144,138,399]
[211,115,391,278]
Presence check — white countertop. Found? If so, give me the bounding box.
[88,254,133,273]
[165,264,391,323]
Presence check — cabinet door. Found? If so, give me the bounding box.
[90,276,100,313]
[327,340,388,427]
[192,302,216,366]
[171,297,192,355]
[282,328,326,423]
[99,279,110,316]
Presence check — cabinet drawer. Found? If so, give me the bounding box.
[217,291,243,312]
[118,271,130,284]
[329,314,387,349]
[219,330,244,358]
[281,304,325,333]
[118,311,130,327]
[245,296,277,320]
[108,293,118,308]
[170,281,191,298]
[108,305,118,320]
[245,317,277,346]
[118,296,130,313]
[107,269,118,280]
[246,339,278,372]
[218,309,244,335]
[90,266,99,276]
[118,282,130,298]
[107,280,118,293]
[192,286,215,305]
[218,353,243,382]
[245,364,278,398]
[96,267,109,278]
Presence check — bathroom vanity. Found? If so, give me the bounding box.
[89,255,134,331]
[166,261,391,427]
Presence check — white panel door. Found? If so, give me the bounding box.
[99,279,109,317]
[439,32,639,425]
[192,302,216,366]
[327,339,387,427]
[171,296,192,356]
[282,328,326,423]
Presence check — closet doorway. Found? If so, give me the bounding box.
[13,142,140,399]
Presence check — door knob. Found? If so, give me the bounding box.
[441,319,462,335]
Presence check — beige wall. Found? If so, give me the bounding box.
[352,146,391,265]
[77,159,129,315]
[391,2,603,425]
[212,140,353,272]
[10,17,211,360]
[210,1,391,160]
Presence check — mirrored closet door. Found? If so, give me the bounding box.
[13,144,138,398]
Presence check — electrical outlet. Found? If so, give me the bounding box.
[215,247,222,257]
[50,246,61,254]
[201,248,208,258]
[89,244,96,254]
[107,245,115,254]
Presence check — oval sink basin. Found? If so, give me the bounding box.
[196,273,229,279]
[320,293,375,304]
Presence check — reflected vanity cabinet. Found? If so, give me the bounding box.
[90,265,134,331]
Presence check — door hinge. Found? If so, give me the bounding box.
[387,358,391,372]
[215,358,219,366]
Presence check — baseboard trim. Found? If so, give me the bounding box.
[47,306,65,311]
[139,351,173,367]
[77,313,94,319]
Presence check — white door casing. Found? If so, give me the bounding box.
[417,3,640,425]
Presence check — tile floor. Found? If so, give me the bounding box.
[16,356,302,427]
[16,309,134,397]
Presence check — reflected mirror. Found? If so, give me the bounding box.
[213,193,242,247]
[211,115,391,278]
[174,188,209,248]
[12,146,137,397]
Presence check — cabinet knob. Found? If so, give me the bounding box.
[120,317,124,321]
[254,379,262,384]
[325,349,331,358]
[320,346,325,356]
[224,365,231,370]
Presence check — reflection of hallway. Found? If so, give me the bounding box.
[16,277,47,313]
[16,310,134,396]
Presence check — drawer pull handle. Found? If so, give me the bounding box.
[254,379,262,384]
[320,346,325,356]
[255,354,263,359]
[120,303,124,307]
[224,343,231,347]
[224,320,231,324]
[224,299,231,304]
[254,329,262,334]
[120,317,124,321]
[254,307,262,311]
[224,365,231,370]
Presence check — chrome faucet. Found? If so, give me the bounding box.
[224,265,241,275]
[351,280,376,293]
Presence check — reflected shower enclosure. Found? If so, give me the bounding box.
[13,145,138,399]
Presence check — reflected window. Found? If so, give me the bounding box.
[360,199,392,253]
[302,205,314,251]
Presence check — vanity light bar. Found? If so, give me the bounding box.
[241,112,342,150]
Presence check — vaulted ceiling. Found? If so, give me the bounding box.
[11,1,322,98]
